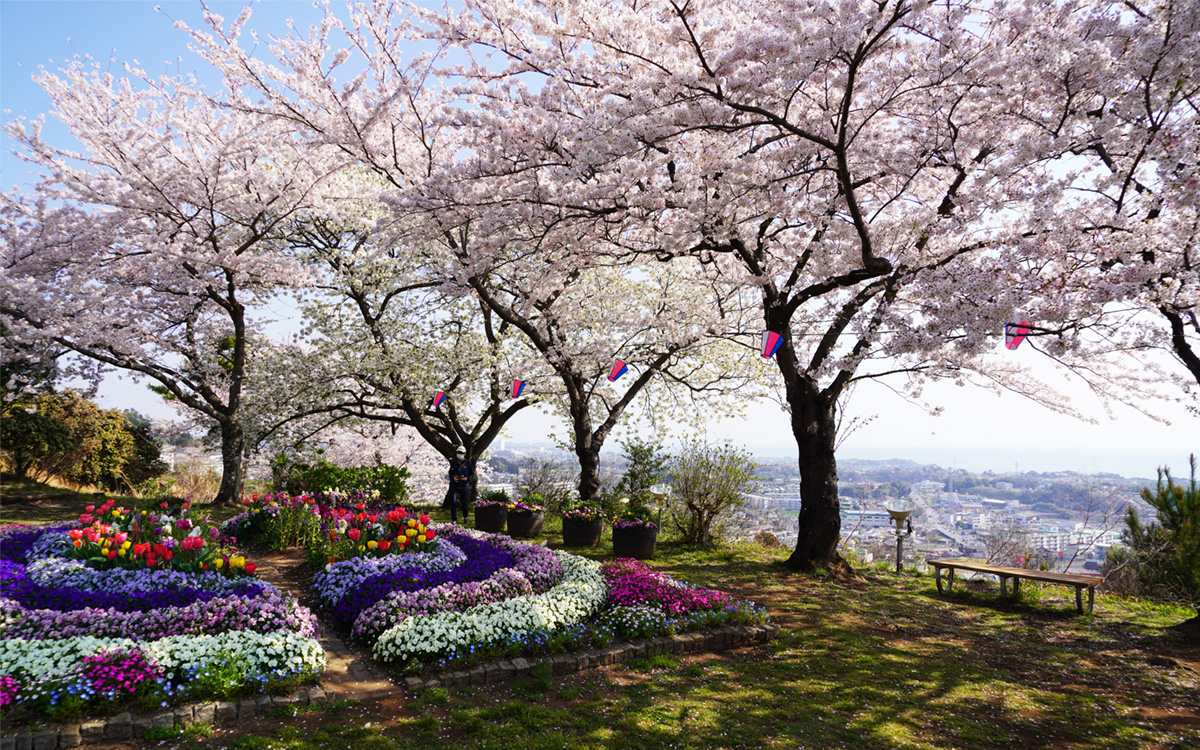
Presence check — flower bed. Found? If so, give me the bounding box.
[302,520,767,674]
[0,512,325,722]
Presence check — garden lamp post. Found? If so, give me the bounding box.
[884,499,916,573]
[650,484,670,529]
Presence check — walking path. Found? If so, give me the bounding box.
[251,550,399,701]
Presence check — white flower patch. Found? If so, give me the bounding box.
[373,551,606,663]
[0,631,326,683]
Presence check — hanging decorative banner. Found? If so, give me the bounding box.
[761,330,783,359]
[1004,321,1031,350]
[512,379,526,399]
[608,359,628,382]
[432,390,447,409]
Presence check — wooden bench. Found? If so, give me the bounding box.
[929,558,1103,614]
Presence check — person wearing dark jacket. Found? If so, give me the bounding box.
[446,446,475,523]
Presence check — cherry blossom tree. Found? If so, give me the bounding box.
[400,0,1098,570]
[0,60,337,505]
[289,219,539,483]
[184,4,760,506]
[1005,0,1199,402]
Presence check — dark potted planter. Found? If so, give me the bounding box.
[474,504,507,533]
[506,511,545,538]
[612,523,658,559]
[561,517,603,547]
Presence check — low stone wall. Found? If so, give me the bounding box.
[1,687,329,750]
[403,622,780,692]
[1,622,779,748]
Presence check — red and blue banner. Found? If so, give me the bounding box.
[608,359,628,382]
[432,390,446,409]
[512,379,526,399]
[761,330,783,359]
[1004,321,1031,350]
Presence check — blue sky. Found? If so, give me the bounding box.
[5,1,1199,479]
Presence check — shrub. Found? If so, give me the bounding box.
[1107,455,1200,609]
[517,457,576,514]
[274,457,410,503]
[666,438,759,547]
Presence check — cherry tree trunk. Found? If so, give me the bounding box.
[576,441,603,508]
[784,382,846,573]
[216,420,246,507]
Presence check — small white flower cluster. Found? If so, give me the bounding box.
[372,551,606,663]
[0,631,326,683]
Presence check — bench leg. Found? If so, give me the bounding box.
[1012,578,1021,597]
[1074,586,1087,614]
[947,569,955,592]
[1088,587,1095,613]
[999,576,1009,600]
[935,567,944,594]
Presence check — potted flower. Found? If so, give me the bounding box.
[506,494,546,538]
[561,505,603,547]
[611,504,659,559]
[473,490,509,533]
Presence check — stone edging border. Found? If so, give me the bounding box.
[1,623,779,748]
[402,622,781,692]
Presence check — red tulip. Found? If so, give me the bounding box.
[347,528,361,542]
[426,529,436,540]
[163,549,173,561]
[244,563,256,575]
[378,540,390,551]
[419,514,430,526]
[106,549,118,560]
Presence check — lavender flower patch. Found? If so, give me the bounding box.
[1,587,319,641]
[0,523,73,564]
[324,532,521,630]
[26,557,265,597]
[351,567,535,642]
[310,536,467,608]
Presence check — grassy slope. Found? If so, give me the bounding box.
[2,495,1197,749]
[127,544,1199,750]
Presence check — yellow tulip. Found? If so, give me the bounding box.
[367,540,377,550]
[231,556,245,569]
[118,549,127,557]
[417,534,427,543]
[406,529,416,538]
[215,559,225,570]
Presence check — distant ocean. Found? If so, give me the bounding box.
[745,443,1178,481]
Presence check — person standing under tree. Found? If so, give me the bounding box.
[446,446,475,524]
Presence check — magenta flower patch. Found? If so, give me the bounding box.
[602,558,732,616]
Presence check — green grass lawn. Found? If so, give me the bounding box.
[131,544,1198,750]
[4,490,1197,749]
